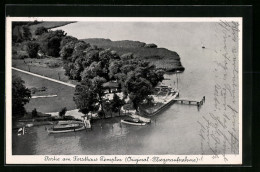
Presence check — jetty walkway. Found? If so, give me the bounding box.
[141,94,206,116]
[173,96,205,106]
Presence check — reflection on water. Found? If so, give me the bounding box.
[12,22,238,155]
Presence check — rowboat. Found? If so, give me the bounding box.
[26,123,34,127]
[120,119,147,126]
[57,120,83,125]
[47,123,85,134]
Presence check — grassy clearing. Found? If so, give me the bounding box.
[12,59,79,85]
[13,58,62,68]
[13,70,76,113]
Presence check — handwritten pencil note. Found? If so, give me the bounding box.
[198,20,240,163]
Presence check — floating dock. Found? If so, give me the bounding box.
[140,92,179,116]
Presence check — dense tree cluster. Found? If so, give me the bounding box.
[12,21,40,43]
[37,30,67,57]
[12,25,32,43]
[70,37,165,114]
[62,39,121,81]
[19,27,67,58]
[12,75,31,117]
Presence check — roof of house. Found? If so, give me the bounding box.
[102,82,119,88]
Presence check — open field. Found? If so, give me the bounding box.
[13,70,76,113]
[12,59,79,85]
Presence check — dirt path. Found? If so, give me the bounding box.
[12,67,76,88]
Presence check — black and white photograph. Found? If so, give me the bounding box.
[6,17,242,164]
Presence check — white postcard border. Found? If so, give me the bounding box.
[5,17,243,165]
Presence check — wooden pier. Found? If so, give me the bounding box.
[173,96,205,107]
[140,93,206,116]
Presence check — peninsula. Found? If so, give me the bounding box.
[82,38,185,72]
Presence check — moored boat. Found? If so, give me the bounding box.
[121,119,147,126]
[26,123,34,127]
[47,123,85,134]
[57,120,83,125]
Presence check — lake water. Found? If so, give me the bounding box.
[12,22,239,155]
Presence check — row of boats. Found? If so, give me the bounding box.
[17,116,150,136]
[46,117,149,134]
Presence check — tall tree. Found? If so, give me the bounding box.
[103,101,113,118]
[110,93,125,116]
[59,41,76,59]
[91,76,107,114]
[59,107,67,118]
[47,36,62,57]
[108,60,123,80]
[124,71,153,111]
[60,36,78,48]
[80,62,104,80]
[26,41,39,58]
[32,108,38,118]
[12,75,31,117]
[21,25,32,41]
[73,79,99,117]
[38,30,66,57]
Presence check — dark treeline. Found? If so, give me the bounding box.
[12,21,41,43]
[12,75,31,117]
